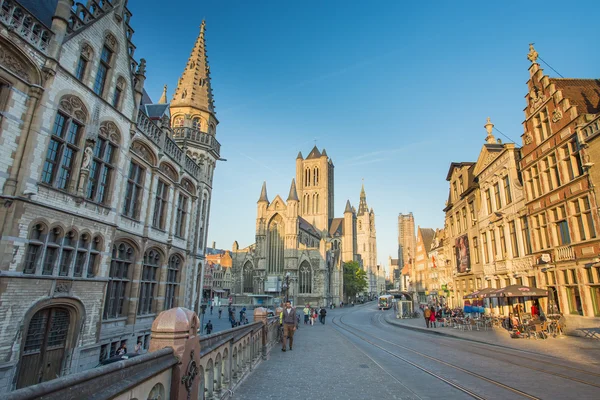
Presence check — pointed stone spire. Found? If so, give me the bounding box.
[307,146,321,159]
[358,183,368,216]
[287,179,299,202]
[171,20,215,113]
[344,200,353,214]
[296,151,303,160]
[484,117,496,144]
[257,181,269,203]
[321,148,328,157]
[158,84,168,104]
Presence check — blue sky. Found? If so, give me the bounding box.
[130,0,600,270]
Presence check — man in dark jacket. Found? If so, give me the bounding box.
[319,307,327,324]
[279,301,297,351]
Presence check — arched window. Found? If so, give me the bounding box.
[173,116,184,127]
[23,223,46,274]
[192,117,201,130]
[165,255,180,309]
[198,192,209,249]
[243,262,253,293]
[42,227,62,275]
[139,249,160,315]
[86,121,119,204]
[268,215,284,274]
[58,230,76,276]
[75,43,93,81]
[94,33,117,96]
[314,167,319,185]
[104,242,134,319]
[112,76,126,109]
[315,193,319,213]
[305,168,310,187]
[42,95,88,191]
[299,261,312,294]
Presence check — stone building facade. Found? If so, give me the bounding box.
[0,0,220,391]
[412,227,434,303]
[230,147,372,307]
[356,184,379,295]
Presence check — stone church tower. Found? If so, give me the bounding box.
[356,184,378,294]
[295,146,334,233]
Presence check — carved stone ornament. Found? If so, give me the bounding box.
[181,349,199,393]
[181,179,194,193]
[552,109,563,123]
[81,43,93,60]
[159,163,178,181]
[99,121,121,143]
[524,134,533,145]
[529,86,543,105]
[81,146,94,171]
[59,95,89,122]
[0,43,31,81]
[131,141,154,164]
[105,33,118,50]
[54,280,72,294]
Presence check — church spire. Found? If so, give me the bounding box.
[357,183,369,216]
[258,181,269,203]
[171,20,215,114]
[158,84,168,104]
[287,179,299,202]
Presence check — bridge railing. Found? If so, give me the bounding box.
[6,307,278,400]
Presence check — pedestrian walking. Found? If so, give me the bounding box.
[205,320,213,334]
[279,300,297,352]
[239,307,246,323]
[218,308,222,319]
[319,307,327,324]
[303,305,310,325]
[424,307,432,328]
[210,305,213,315]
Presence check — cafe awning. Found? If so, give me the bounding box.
[463,287,495,299]
[483,284,548,298]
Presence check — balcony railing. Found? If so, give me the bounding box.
[555,245,575,261]
[172,127,221,158]
[0,0,53,54]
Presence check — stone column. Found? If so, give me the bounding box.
[149,307,202,400]
[254,307,268,360]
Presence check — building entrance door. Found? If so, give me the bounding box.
[17,307,71,389]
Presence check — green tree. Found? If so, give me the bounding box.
[343,261,368,300]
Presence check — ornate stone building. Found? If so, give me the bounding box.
[412,227,435,303]
[0,0,220,391]
[356,184,378,295]
[230,147,373,306]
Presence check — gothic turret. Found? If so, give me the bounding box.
[158,84,168,104]
[357,183,369,216]
[258,181,269,203]
[287,179,299,202]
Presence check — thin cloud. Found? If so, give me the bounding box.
[237,151,283,176]
[338,140,433,166]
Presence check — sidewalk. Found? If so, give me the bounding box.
[384,311,600,365]
[199,306,255,335]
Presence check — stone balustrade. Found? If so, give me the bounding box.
[555,245,575,261]
[5,307,278,400]
[172,126,222,158]
[0,0,53,53]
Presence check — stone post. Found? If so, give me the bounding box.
[149,307,201,400]
[254,307,268,360]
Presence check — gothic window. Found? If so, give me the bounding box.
[42,96,88,191]
[152,180,169,230]
[198,193,208,249]
[122,161,145,219]
[313,167,319,185]
[139,249,160,315]
[112,76,126,109]
[243,262,253,293]
[94,45,113,95]
[42,227,62,275]
[173,116,184,127]
[192,117,201,130]
[299,262,312,294]
[75,234,101,278]
[23,223,46,274]
[174,193,188,238]
[58,230,76,276]
[267,215,284,274]
[304,168,310,187]
[209,123,216,134]
[104,242,134,319]
[86,122,118,204]
[75,44,92,81]
[165,255,180,309]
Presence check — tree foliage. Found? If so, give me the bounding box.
[343,260,368,299]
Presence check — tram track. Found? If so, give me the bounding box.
[375,312,600,389]
[332,314,541,400]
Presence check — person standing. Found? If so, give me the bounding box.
[303,305,310,325]
[424,306,432,328]
[218,308,222,319]
[319,307,327,324]
[279,301,297,351]
[210,305,213,315]
[429,306,436,328]
[205,320,213,334]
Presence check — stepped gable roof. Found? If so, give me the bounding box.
[329,218,344,236]
[306,146,321,159]
[419,228,435,251]
[298,217,320,238]
[550,78,600,114]
[19,0,58,28]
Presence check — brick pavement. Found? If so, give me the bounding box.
[384,310,600,365]
[232,307,414,400]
